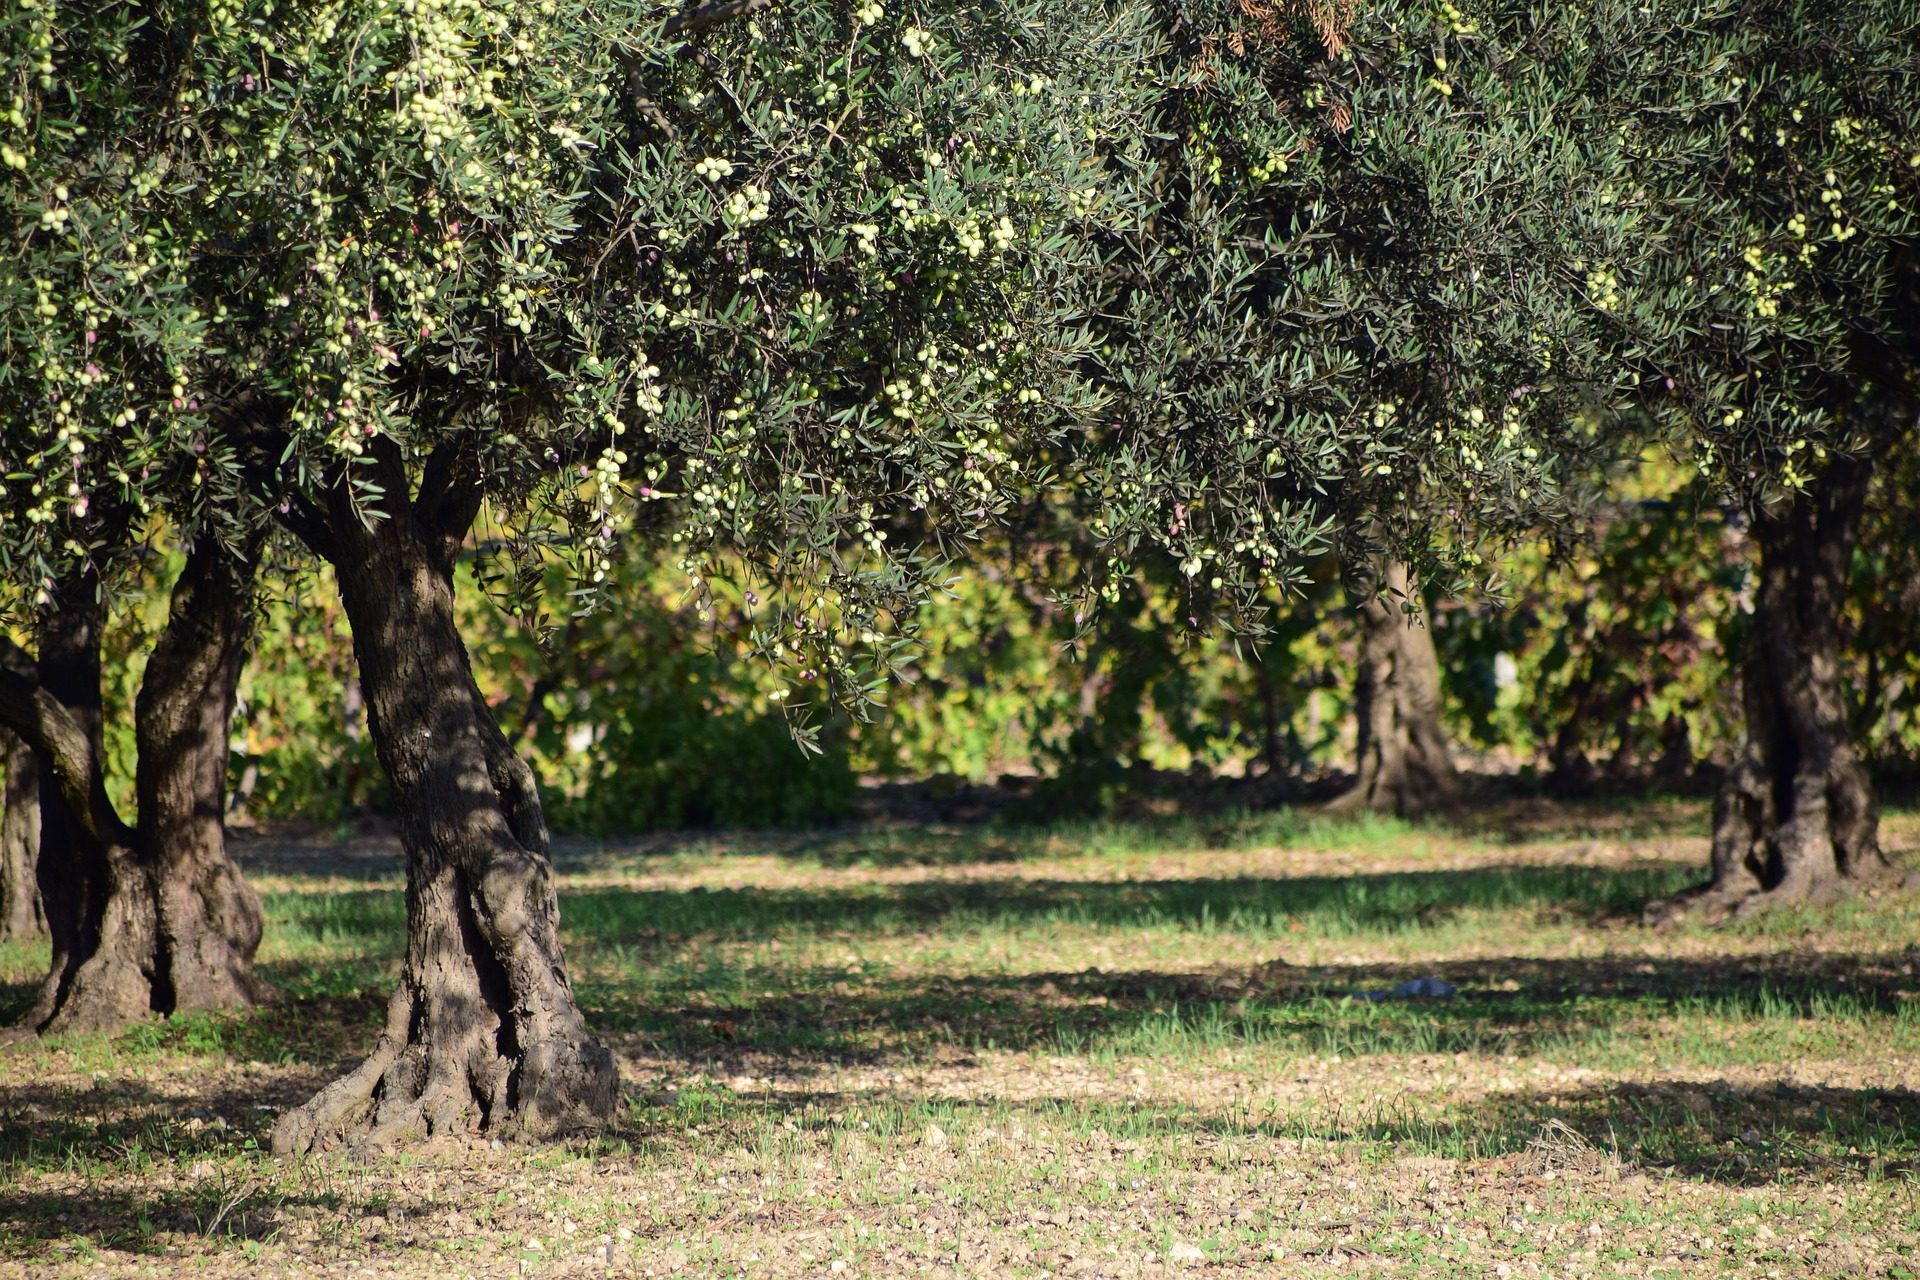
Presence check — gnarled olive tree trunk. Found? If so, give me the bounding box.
[1327,560,1459,815]
[271,445,616,1154]
[10,570,149,1035]
[135,536,269,1012]
[0,730,43,941]
[1652,445,1902,922]
[0,540,266,1036]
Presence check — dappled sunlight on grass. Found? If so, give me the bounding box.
[4,801,1918,1275]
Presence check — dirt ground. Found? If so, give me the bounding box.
[1,800,1916,1278]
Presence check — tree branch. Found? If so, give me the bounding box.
[214,394,340,560]
[415,442,486,547]
[0,636,32,685]
[0,637,134,850]
[273,495,340,564]
[661,0,773,37]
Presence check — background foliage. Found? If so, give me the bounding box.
[7,0,1915,836]
[65,433,1911,836]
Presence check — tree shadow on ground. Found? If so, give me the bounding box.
[594,1075,1918,1189]
[1434,794,1711,844]
[5,941,1908,1085]
[0,1075,1903,1270]
[0,979,388,1069]
[5,850,1907,1071]
[270,860,1706,949]
[583,946,1919,1064]
[1477,1078,1920,1185]
[0,1181,346,1259]
[0,1074,463,1260]
[0,1074,312,1153]
[545,795,1717,871]
[235,796,1920,882]
[1276,1075,1920,1187]
[3,945,1900,1077]
[0,954,1910,1238]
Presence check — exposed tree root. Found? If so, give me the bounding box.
[1649,857,1914,928]
[270,906,620,1157]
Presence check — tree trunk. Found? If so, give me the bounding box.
[1651,447,1902,923]
[0,730,43,941]
[0,540,266,1035]
[12,570,155,1035]
[1326,561,1459,815]
[134,537,269,1012]
[271,456,616,1155]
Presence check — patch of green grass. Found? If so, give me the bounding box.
[230,828,1908,1074]
[261,887,405,954]
[492,862,1704,947]
[5,802,1919,1277]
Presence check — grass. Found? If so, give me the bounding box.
[0,797,1917,1277]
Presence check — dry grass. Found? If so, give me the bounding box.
[1,799,1917,1278]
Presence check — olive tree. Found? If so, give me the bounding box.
[1039,0,1656,812]
[9,0,1116,1148]
[0,731,41,941]
[0,3,268,1034]
[1605,0,1920,918]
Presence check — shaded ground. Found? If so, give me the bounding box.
[0,800,1916,1278]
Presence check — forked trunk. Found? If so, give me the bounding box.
[1327,561,1459,815]
[0,541,266,1035]
[1,730,43,941]
[271,471,616,1155]
[1650,445,1901,923]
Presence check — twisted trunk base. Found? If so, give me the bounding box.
[11,573,150,1036]
[1650,446,1903,924]
[271,452,615,1154]
[21,832,163,1035]
[1327,561,1459,816]
[0,539,265,1037]
[271,852,617,1152]
[24,811,263,1035]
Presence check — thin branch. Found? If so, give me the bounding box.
[661,0,773,37]
[213,395,340,560]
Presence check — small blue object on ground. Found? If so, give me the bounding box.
[1356,977,1457,1002]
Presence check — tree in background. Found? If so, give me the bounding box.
[0,6,267,1033]
[224,567,384,823]
[1613,0,1920,917]
[1326,560,1458,813]
[1436,460,1749,794]
[1055,0,1652,814]
[467,551,861,834]
[1848,439,1920,775]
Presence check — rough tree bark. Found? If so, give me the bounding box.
[11,570,147,1035]
[270,441,616,1155]
[135,536,270,1012]
[0,730,43,941]
[0,539,267,1036]
[1651,439,1907,923]
[1326,561,1460,815]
